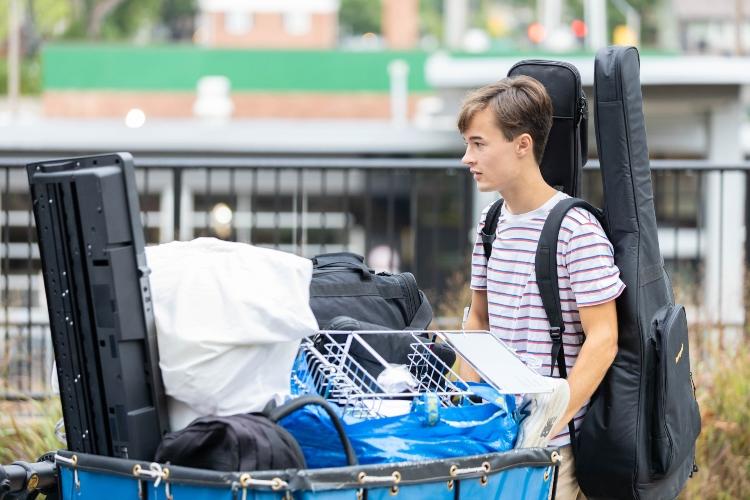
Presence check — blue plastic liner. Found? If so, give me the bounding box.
[280,384,518,469]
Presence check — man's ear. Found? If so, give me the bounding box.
[515,133,533,158]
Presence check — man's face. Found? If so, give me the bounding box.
[461,107,522,193]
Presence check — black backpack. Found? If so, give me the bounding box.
[482,49,701,499]
[480,59,588,262]
[508,59,588,196]
[154,396,357,471]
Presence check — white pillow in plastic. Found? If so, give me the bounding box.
[145,238,318,431]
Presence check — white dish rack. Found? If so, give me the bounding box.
[291,330,475,419]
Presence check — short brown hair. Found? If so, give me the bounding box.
[457,75,553,164]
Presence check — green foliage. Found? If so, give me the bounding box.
[0,56,43,95]
[0,1,102,41]
[100,0,160,40]
[19,0,197,40]
[339,0,381,36]
[420,0,442,41]
[469,0,490,29]
[681,345,750,498]
[160,0,198,40]
[31,0,73,38]
[0,399,62,463]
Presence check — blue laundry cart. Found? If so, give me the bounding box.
[49,447,559,500]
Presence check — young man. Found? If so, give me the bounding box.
[458,76,624,499]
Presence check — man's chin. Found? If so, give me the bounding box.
[476,183,498,193]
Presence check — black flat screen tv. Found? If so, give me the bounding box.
[27,152,168,460]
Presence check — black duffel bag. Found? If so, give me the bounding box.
[309,253,455,379]
[309,252,432,330]
[154,396,357,471]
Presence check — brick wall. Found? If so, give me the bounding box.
[43,91,422,119]
[382,0,419,50]
[207,11,337,49]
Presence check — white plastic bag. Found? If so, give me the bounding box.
[145,238,318,431]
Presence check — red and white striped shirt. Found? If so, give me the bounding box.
[470,191,625,447]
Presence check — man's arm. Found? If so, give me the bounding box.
[549,298,618,437]
[457,289,489,382]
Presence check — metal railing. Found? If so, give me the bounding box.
[1,155,748,398]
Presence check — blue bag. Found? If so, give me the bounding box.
[280,384,517,468]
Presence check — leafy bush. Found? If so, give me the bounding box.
[0,398,62,463]
[681,343,750,499]
[0,56,43,95]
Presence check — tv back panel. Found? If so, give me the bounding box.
[27,153,168,460]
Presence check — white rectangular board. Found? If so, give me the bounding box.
[442,331,553,394]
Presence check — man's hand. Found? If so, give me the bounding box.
[549,299,618,437]
[457,289,489,382]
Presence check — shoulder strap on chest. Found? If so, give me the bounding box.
[535,197,603,451]
[481,199,504,261]
[535,197,604,378]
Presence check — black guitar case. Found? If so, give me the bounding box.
[480,60,589,254]
[508,60,588,197]
[575,46,701,500]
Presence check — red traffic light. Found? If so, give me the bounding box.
[571,19,587,38]
[527,23,546,44]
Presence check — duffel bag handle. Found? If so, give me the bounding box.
[405,291,433,330]
[265,395,359,467]
[312,252,372,280]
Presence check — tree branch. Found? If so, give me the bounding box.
[87,0,127,38]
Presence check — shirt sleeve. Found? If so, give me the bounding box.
[470,204,492,291]
[563,212,626,307]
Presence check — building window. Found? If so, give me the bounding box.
[225,11,253,35]
[284,11,312,36]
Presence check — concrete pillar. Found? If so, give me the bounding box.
[159,186,174,243]
[178,186,194,241]
[655,0,679,51]
[301,190,309,256]
[7,0,21,118]
[236,195,252,243]
[540,0,563,39]
[382,0,419,49]
[388,59,410,128]
[703,96,745,343]
[445,0,468,51]
[193,76,234,122]
[584,0,607,51]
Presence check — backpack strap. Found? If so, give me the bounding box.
[481,199,504,260]
[312,252,372,280]
[535,197,604,449]
[406,291,433,330]
[231,415,275,471]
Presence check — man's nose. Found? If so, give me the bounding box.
[462,148,474,166]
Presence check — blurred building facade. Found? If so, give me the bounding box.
[37,0,431,121]
[381,0,420,50]
[673,0,750,54]
[40,46,428,120]
[196,0,340,49]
